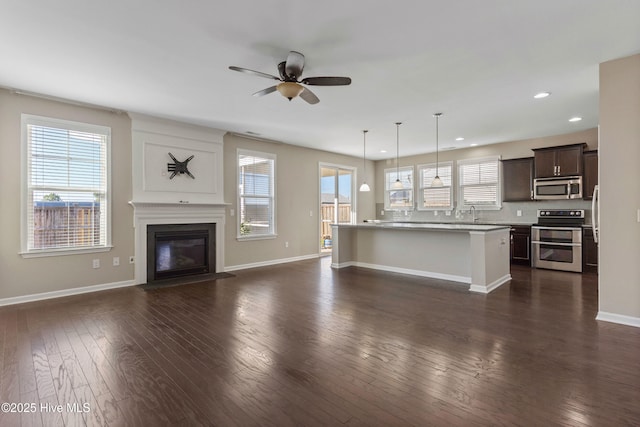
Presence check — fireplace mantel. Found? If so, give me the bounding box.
[129,201,227,284]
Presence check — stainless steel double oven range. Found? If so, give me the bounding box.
[532,209,584,273]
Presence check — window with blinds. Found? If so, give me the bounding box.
[238,150,276,238]
[22,115,111,254]
[384,166,414,210]
[457,156,501,209]
[417,161,453,210]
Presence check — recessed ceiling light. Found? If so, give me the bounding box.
[470,143,478,147]
[455,137,465,141]
[568,117,582,122]
[534,92,551,99]
[380,149,387,153]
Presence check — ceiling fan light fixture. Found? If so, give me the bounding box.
[276,82,304,100]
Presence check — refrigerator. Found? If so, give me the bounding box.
[591,184,600,244]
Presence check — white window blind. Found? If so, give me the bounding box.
[418,161,453,210]
[458,157,501,209]
[384,166,414,210]
[23,116,110,253]
[238,150,275,238]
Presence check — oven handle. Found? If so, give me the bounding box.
[531,240,581,247]
[532,226,582,231]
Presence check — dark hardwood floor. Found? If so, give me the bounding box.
[1,258,639,426]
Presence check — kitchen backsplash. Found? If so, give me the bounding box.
[375,200,593,224]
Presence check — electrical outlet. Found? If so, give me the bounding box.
[129,256,135,264]
[445,211,451,216]
[380,210,385,216]
[230,208,235,217]
[92,259,100,269]
[309,210,313,217]
[113,257,120,266]
[517,210,522,217]
[285,241,289,248]
[434,211,439,216]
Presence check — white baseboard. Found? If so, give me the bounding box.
[596,311,640,328]
[225,253,319,272]
[469,274,512,294]
[343,261,471,284]
[0,279,137,307]
[331,261,356,269]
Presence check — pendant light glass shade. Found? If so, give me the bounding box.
[359,130,370,192]
[391,122,404,190]
[431,113,443,188]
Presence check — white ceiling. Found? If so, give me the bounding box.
[1,1,639,159]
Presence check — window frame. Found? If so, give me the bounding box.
[456,156,502,211]
[384,165,414,211]
[20,114,112,258]
[417,161,454,211]
[237,148,277,241]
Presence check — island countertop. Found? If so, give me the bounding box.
[335,221,511,232]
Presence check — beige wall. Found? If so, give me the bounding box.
[0,89,134,300]
[373,128,599,205]
[223,133,375,268]
[599,54,640,320]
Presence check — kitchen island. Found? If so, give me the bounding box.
[331,222,511,293]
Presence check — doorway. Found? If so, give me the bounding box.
[320,165,355,255]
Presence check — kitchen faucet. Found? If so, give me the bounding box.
[469,205,477,223]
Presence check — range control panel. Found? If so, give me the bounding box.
[538,209,585,218]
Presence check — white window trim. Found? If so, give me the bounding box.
[456,156,502,211]
[417,161,454,211]
[384,165,414,211]
[20,114,112,257]
[237,148,277,241]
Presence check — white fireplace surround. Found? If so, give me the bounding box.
[128,114,228,285]
[130,202,226,284]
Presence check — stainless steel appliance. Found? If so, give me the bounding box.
[532,209,584,272]
[591,184,600,244]
[533,176,582,200]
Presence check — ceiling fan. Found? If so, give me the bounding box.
[229,51,351,104]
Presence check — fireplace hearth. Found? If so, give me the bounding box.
[146,223,215,285]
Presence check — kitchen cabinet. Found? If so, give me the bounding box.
[583,227,598,273]
[533,143,585,178]
[583,150,598,199]
[502,157,534,201]
[510,225,531,266]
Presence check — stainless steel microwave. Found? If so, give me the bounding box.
[533,176,582,200]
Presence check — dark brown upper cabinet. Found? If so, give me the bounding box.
[533,143,586,178]
[502,157,534,201]
[583,150,598,200]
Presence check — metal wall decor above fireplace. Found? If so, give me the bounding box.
[146,223,216,284]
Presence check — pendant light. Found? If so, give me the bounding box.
[391,122,404,190]
[431,113,443,187]
[359,130,371,192]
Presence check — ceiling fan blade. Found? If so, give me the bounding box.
[299,87,319,104]
[301,76,352,86]
[285,51,305,80]
[252,85,278,97]
[229,66,281,81]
